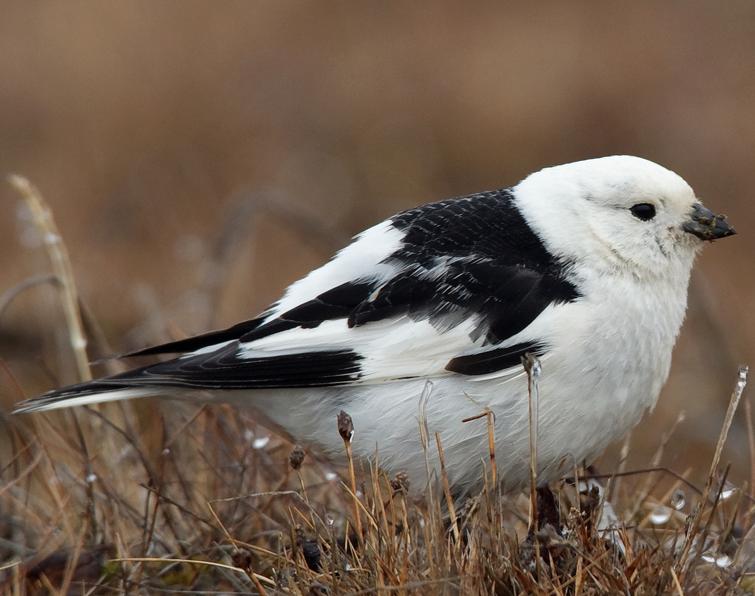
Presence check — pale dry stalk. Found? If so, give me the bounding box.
[434,432,460,542]
[676,365,748,577]
[487,409,497,488]
[337,410,363,541]
[523,353,541,533]
[8,175,91,382]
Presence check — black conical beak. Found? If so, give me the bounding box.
[682,203,736,241]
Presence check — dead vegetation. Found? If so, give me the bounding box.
[0,181,753,594]
[0,374,752,595]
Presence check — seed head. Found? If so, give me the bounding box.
[390,471,410,494]
[337,410,354,443]
[289,444,306,470]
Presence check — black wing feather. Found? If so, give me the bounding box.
[30,345,363,407]
[446,341,546,375]
[129,344,363,389]
[123,317,266,357]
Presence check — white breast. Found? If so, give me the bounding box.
[517,267,692,485]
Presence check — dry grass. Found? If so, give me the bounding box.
[0,183,753,594]
[0,381,752,595]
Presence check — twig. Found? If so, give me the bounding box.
[486,410,497,489]
[694,463,731,564]
[0,274,60,321]
[0,451,43,499]
[206,504,268,595]
[8,175,91,382]
[59,521,88,595]
[745,397,755,510]
[69,412,98,541]
[110,557,276,587]
[670,566,684,596]
[630,410,686,518]
[417,381,438,571]
[418,381,436,511]
[210,490,306,503]
[583,467,704,496]
[462,409,497,487]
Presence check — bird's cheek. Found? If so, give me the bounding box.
[668,223,695,244]
[674,225,702,247]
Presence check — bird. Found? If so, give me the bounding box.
[13,155,736,498]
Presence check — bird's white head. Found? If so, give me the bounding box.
[513,155,735,278]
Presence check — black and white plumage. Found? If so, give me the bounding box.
[14,156,735,495]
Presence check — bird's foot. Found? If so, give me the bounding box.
[535,484,562,534]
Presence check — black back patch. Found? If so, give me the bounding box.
[358,189,579,345]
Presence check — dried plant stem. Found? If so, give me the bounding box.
[695,463,731,563]
[344,440,362,541]
[0,274,60,321]
[207,504,270,596]
[434,432,460,542]
[8,177,101,555]
[59,522,87,595]
[418,383,437,513]
[676,365,748,576]
[207,502,238,549]
[670,566,684,596]
[0,451,43,499]
[462,409,497,488]
[486,410,497,488]
[607,432,632,503]
[111,557,275,587]
[574,556,584,596]
[523,353,541,532]
[745,396,755,505]
[630,410,686,518]
[69,413,98,540]
[8,175,91,382]
[337,410,363,542]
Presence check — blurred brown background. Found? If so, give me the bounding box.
[0,1,753,485]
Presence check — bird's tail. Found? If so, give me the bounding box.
[13,380,155,414]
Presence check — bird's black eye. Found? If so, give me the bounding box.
[630,203,656,221]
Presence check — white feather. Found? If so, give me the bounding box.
[13,388,153,414]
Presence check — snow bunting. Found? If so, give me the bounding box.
[13,156,736,496]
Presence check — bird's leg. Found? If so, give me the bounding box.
[579,466,622,541]
[521,484,564,566]
[535,484,562,533]
[561,465,604,527]
[578,465,602,522]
